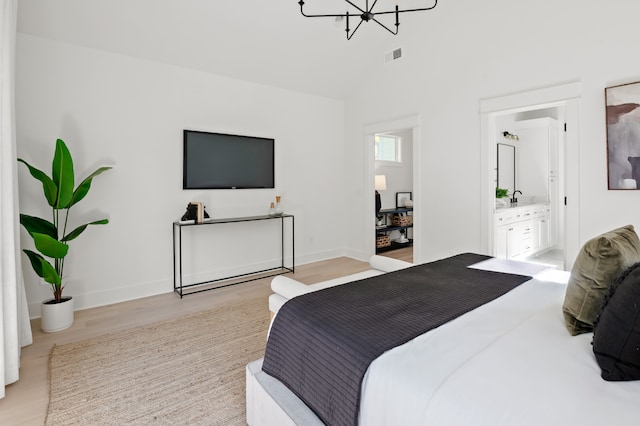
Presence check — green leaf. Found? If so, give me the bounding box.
[63,218,109,242]
[32,232,69,259]
[23,250,61,285]
[52,139,74,209]
[17,159,58,207]
[19,214,57,240]
[496,187,509,198]
[69,166,112,207]
[19,138,110,301]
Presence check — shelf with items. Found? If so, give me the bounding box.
[375,207,413,253]
[376,239,413,253]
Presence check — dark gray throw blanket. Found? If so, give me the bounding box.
[262,253,533,426]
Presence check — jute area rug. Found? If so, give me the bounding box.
[46,298,270,425]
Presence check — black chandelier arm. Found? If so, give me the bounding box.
[346,15,366,40]
[298,0,351,18]
[371,16,399,35]
[346,14,397,40]
[343,0,368,15]
[373,0,438,16]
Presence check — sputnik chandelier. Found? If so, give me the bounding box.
[297,0,438,40]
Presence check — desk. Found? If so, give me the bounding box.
[173,214,294,297]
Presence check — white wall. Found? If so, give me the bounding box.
[16,34,346,317]
[344,0,640,263]
[515,118,558,204]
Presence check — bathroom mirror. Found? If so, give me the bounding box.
[497,143,515,193]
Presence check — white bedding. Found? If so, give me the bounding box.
[359,269,640,425]
[249,267,640,425]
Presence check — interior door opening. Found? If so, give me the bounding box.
[494,107,566,269]
[364,114,420,264]
[374,130,414,263]
[480,82,581,271]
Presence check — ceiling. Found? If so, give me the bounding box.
[16,0,436,100]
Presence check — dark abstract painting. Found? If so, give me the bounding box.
[606,81,640,189]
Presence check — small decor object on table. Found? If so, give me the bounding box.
[268,202,276,216]
[180,202,210,222]
[396,192,412,208]
[274,195,283,215]
[18,138,112,332]
[192,201,204,223]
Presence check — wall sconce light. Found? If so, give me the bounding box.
[503,131,520,141]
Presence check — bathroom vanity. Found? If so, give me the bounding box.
[494,203,555,260]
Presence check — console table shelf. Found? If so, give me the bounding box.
[376,207,413,254]
[172,214,294,297]
[376,239,413,253]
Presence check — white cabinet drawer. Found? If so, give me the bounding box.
[521,237,533,253]
[495,210,515,225]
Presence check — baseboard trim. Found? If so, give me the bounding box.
[28,249,358,318]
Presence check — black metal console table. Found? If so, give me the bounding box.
[172,214,294,297]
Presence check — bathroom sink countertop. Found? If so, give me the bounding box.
[495,201,549,211]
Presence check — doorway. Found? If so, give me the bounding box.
[480,82,581,270]
[496,108,566,268]
[365,114,420,263]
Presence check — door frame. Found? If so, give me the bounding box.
[479,81,582,269]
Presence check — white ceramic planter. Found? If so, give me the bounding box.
[41,297,74,332]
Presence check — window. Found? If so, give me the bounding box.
[375,134,401,162]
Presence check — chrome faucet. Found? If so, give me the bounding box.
[511,190,522,204]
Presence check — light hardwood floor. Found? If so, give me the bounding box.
[378,246,413,263]
[1,254,415,425]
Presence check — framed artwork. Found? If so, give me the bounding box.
[605,81,640,189]
[396,192,412,208]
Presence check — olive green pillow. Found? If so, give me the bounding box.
[562,225,640,336]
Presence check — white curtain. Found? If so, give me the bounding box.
[0,0,33,399]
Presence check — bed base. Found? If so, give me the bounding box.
[246,359,322,426]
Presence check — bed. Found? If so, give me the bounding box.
[246,227,640,425]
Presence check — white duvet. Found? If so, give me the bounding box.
[359,269,640,425]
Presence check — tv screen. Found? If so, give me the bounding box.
[183,130,275,189]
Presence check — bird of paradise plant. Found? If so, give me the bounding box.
[18,138,111,303]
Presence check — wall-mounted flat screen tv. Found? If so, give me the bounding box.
[183,130,275,189]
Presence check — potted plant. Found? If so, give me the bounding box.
[18,138,111,332]
[495,187,510,207]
